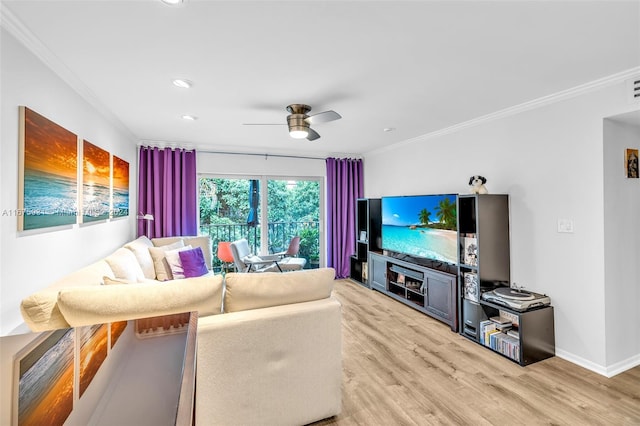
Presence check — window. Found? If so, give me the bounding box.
[199,175,322,271]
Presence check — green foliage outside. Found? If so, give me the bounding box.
[199,177,320,266]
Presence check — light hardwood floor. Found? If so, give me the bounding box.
[315,279,640,425]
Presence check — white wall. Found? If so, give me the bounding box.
[197,151,326,177]
[1,29,137,336]
[364,80,639,375]
[603,114,640,374]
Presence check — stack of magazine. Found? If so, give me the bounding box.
[479,315,520,362]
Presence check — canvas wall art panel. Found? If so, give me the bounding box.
[82,140,111,223]
[19,107,78,231]
[14,328,75,426]
[78,324,108,398]
[110,321,128,349]
[111,155,130,218]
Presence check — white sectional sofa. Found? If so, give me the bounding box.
[18,235,343,425]
[20,235,221,331]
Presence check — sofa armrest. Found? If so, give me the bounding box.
[195,297,342,426]
[57,274,224,327]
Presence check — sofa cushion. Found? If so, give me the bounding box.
[153,236,212,271]
[180,247,209,278]
[124,236,156,279]
[57,273,224,327]
[165,245,193,280]
[105,248,146,282]
[148,240,185,281]
[223,267,335,313]
[20,260,114,332]
[103,276,159,285]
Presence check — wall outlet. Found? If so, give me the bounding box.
[557,218,574,233]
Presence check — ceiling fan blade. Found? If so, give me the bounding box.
[242,123,286,126]
[305,110,341,124]
[306,128,320,141]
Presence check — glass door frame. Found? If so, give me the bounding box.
[198,173,325,268]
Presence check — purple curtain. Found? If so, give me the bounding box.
[138,146,197,238]
[326,157,364,278]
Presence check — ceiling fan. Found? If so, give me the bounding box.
[244,104,341,141]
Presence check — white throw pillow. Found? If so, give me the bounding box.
[105,248,146,282]
[148,240,185,281]
[124,236,156,279]
[164,245,193,280]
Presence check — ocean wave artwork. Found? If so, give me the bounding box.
[112,155,129,218]
[18,329,74,426]
[21,107,78,231]
[82,182,110,222]
[112,187,130,217]
[23,170,78,230]
[83,140,111,223]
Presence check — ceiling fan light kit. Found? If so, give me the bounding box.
[287,104,312,139]
[245,103,341,141]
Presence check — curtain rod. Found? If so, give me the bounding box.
[198,150,327,161]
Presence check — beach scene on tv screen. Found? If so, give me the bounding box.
[382,194,458,264]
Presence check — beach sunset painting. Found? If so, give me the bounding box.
[112,155,129,218]
[16,328,74,426]
[20,107,78,231]
[110,321,128,348]
[79,324,109,398]
[82,140,111,223]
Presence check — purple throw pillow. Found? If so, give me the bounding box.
[179,247,209,278]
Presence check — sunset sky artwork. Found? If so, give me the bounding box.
[23,107,77,180]
[21,107,78,230]
[112,155,130,217]
[79,324,108,398]
[112,155,129,191]
[82,140,111,222]
[17,329,74,426]
[83,140,110,188]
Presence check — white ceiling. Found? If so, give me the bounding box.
[3,0,639,158]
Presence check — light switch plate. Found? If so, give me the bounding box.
[557,218,574,233]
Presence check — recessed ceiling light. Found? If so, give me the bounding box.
[383,127,395,132]
[161,0,184,5]
[181,115,198,121]
[172,79,193,89]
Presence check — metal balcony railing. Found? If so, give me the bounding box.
[200,221,320,270]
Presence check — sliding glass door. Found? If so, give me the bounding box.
[267,179,321,268]
[199,175,322,271]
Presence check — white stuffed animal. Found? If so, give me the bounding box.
[468,175,488,194]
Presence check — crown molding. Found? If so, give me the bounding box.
[366,66,640,157]
[1,6,137,142]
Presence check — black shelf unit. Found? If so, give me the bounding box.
[475,300,555,366]
[457,194,555,365]
[350,198,381,287]
[458,194,511,340]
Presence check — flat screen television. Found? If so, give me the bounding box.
[381,194,458,265]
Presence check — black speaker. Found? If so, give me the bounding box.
[462,299,487,339]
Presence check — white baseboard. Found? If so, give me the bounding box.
[556,349,640,378]
[604,354,640,378]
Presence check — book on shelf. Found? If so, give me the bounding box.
[490,316,511,325]
[507,329,520,339]
[463,236,478,266]
[499,310,519,326]
[479,320,496,345]
[397,273,405,284]
[463,272,479,302]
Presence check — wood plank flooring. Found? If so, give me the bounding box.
[314,279,640,425]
